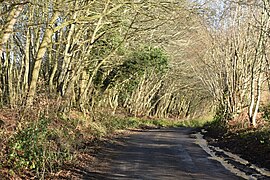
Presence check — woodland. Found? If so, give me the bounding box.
[1,0,270,178]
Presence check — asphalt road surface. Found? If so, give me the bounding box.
[91,127,242,180]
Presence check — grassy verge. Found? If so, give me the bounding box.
[203,117,270,170]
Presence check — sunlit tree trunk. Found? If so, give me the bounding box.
[26,12,60,106]
[248,5,269,127]
[0,5,23,55]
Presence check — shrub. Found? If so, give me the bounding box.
[7,118,72,178]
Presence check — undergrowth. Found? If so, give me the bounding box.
[2,118,74,179]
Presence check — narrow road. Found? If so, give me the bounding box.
[88,127,242,180]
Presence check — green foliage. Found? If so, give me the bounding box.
[7,118,72,176]
[126,46,169,76]
[91,32,127,88]
[102,46,169,91]
[92,31,124,58]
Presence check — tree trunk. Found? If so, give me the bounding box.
[26,12,60,106]
[0,5,23,55]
